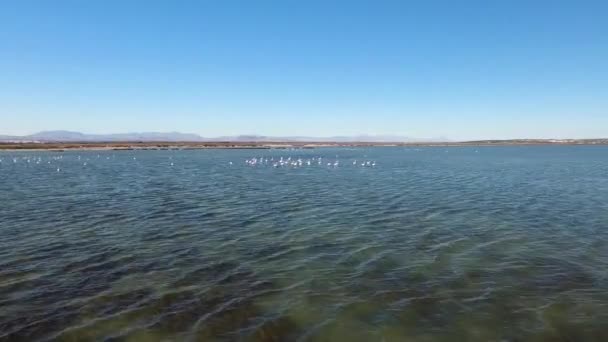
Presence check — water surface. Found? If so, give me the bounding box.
[1,146,607,341]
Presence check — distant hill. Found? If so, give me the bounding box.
[0,131,436,143]
[210,134,441,143]
[29,131,89,141]
[1,131,206,142]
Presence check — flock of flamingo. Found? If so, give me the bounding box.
[0,154,377,172]
[243,156,376,168]
[0,154,116,172]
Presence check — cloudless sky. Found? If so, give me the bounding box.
[1,0,607,140]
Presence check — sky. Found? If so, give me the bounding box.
[1,0,607,140]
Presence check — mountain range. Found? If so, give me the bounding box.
[0,131,443,143]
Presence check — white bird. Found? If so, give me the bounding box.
[353,160,357,165]
[56,168,60,172]
[170,162,174,166]
[372,161,376,167]
[229,161,233,165]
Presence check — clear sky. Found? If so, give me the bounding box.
[1,0,607,140]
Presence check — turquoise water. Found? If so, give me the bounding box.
[1,146,607,341]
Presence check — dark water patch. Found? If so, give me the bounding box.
[173,261,240,287]
[217,268,258,287]
[148,297,214,333]
[502,257,601,297]
[80,289,153,318]
[251,244,290,260]
[0,307,81,341]
[194,296,262,340]
[60,246,123,269]
[63,253,135,275]
[532,324,608,342]
[87,211,133,227]
[27,240,73,255]
[129,258,168,275]
[153,268,280,334]
[249,316,301,341]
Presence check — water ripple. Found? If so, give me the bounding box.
[1,146,608,341]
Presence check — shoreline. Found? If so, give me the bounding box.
[2,140,608,151]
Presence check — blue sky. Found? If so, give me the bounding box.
[1,0,607,140]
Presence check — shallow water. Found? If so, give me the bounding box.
[1,146,607,341]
